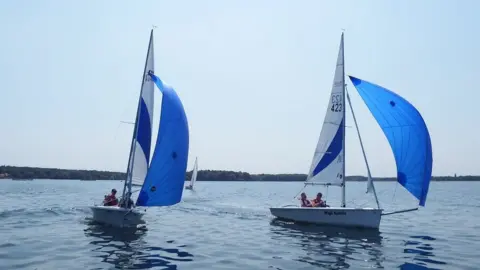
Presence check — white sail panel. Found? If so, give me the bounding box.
[129,31,155,187]
[131,142,149,186]
[306,34,345,186]
[190,157,198,187]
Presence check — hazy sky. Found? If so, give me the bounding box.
[0,0,478,177]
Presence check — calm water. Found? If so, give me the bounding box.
[0,180,478,270]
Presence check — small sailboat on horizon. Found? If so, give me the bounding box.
[185,157,198,190]
[269,33,433,229]
[90,28,190,228]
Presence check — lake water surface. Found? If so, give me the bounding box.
[0,180,478,269]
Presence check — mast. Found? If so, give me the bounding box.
[121,29,154,203]
[341,32,346,208]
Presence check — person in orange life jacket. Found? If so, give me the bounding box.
[103,189,118,206]
[299,192,312,207]
[311,192,329,207]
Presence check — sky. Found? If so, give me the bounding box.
[0,0,478,177]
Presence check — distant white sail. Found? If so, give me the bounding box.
[190,157,198,187]
[306,34,345,186]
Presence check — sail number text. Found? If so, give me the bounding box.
[331,94,343,112]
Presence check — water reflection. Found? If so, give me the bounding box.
[269,219,384,269]
[399,262,440,270]
[84,222,194,269]
[400,235,447,270]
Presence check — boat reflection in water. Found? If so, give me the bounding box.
[269,219,384,269]
[84,222,194,269]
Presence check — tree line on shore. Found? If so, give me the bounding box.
[0,165,475,181]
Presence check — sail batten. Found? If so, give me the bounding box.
[136,72,189,207]
[306,34,345,186]
[348,76,432,206]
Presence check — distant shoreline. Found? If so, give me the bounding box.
[4,179,480,182]
[0,165,477,182]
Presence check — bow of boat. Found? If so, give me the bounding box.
[90,205,145,228]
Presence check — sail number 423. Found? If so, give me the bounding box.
[331,94,343,112]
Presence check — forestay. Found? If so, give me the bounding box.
[129,30,155,187]
[136,72,190,207]
[349,76,432,206]
[306,34,345,186]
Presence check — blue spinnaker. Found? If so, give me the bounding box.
[136,72,189,207]
[349,76,432,206]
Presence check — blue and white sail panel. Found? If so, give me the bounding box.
[349,76,432,206]
[306,34,345,186]
[136,73,189,207]
[131,30,155,187]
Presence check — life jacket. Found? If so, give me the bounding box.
[301,198,311,207]
[312,198,325,207]
[104,194,118,206]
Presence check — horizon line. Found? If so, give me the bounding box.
[0,164,469,178]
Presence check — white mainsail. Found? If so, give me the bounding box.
[306,34,345,186]
[128,31,155,187]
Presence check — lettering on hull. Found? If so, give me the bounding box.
[324,211,347,216]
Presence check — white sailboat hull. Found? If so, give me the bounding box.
[269,206,382,229]
[90,206,145,228]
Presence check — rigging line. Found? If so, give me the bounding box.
[392,181,399,203]
[325,186,329,204]
[292,183,307,200]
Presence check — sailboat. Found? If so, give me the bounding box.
[90,29,190,228]
[269,33,432,229]
[185,157,198,190]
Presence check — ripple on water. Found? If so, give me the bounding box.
[0,181,479,269]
